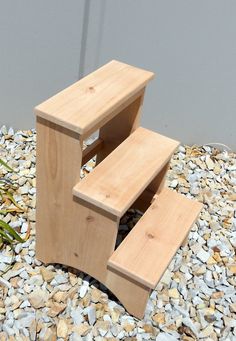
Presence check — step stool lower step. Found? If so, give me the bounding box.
[108,188,203,289]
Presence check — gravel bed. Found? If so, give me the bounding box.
[0,125,235,341]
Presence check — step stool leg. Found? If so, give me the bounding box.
[36,117,83,264]
[36,117,119,279]
[69,198,119,283]
[96,88,145,164]
[106,269,151,319]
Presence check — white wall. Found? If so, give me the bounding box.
[0,1,84,128]
[83,0,236,149]
[0,1,235,149]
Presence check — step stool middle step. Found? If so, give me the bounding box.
[73,127,179,217]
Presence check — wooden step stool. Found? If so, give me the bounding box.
[35,60,203,319]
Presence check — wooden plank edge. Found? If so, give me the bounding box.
[72,188,122,217]
[34,109,83,134]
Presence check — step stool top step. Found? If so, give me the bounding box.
[73,127,180,217]
[108,188,203,289]
[35,60,154,135]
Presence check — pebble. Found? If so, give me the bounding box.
[86,305,96,326]
[199,324,214,338]
[40,267,55,282]
[196,248,210,263]
[19,185,29,195]
[0,254,13,264]
[0,277,12,289]
[57,319,68,338]
[21,222,28,233]
[71,307,83,325]
[73,324,90,337]
[0,127,235,340]
[156,333,178,341]
[168,288,179,299]
[28,289,48,309]
[170,179,178,188]
[48,302,67,317]
[79,282,89,298]
[54,273,68,285]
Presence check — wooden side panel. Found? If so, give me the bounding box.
[69,198,119,283]
[36,117,119,283]
[96,89,145,164]
[131,162,170,212]
[36,117,82,264]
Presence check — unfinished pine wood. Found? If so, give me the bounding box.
[82,138,104,165]
[96,88,145,165]
[108,188,203,289]
[35,60,204,319]
[36,117,82,264]
[73,127,179,217]
[131,161,170,212]
[105,269,150,319]
[70,198,119,283]
[36,117,119,283]
[35,60,154,135]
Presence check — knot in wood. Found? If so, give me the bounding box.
[86,215,94,222]
[146,232,154,239]
[88,86,95,93]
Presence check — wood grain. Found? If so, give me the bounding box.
[36,117,82,264]
[73,127,179,217]
[36,117,119,284]
[96,89,145,165]
[106,269,150,319]
[108,188,203,289]
[35,60,154,135]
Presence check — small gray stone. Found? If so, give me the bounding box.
[79,282,89,298]
[54,274,68,285]
[156,333,178,341]
[197,248,210,263]
[71,307,83,325]
[86,305,96,325]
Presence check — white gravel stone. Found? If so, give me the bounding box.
[0,127,235,340]
[156,333,178,341]
[0,254,13,264]
[79,282,89,298]
[196,248,210,263]
[169,179,178,188]
[54,274,68,284]
[71,307,83,325]
[86,305,96,325]
[21,222,28,233]
[0,277,12,289]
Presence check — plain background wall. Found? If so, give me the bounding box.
[0,1,84,128]
[0,1,235,149]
